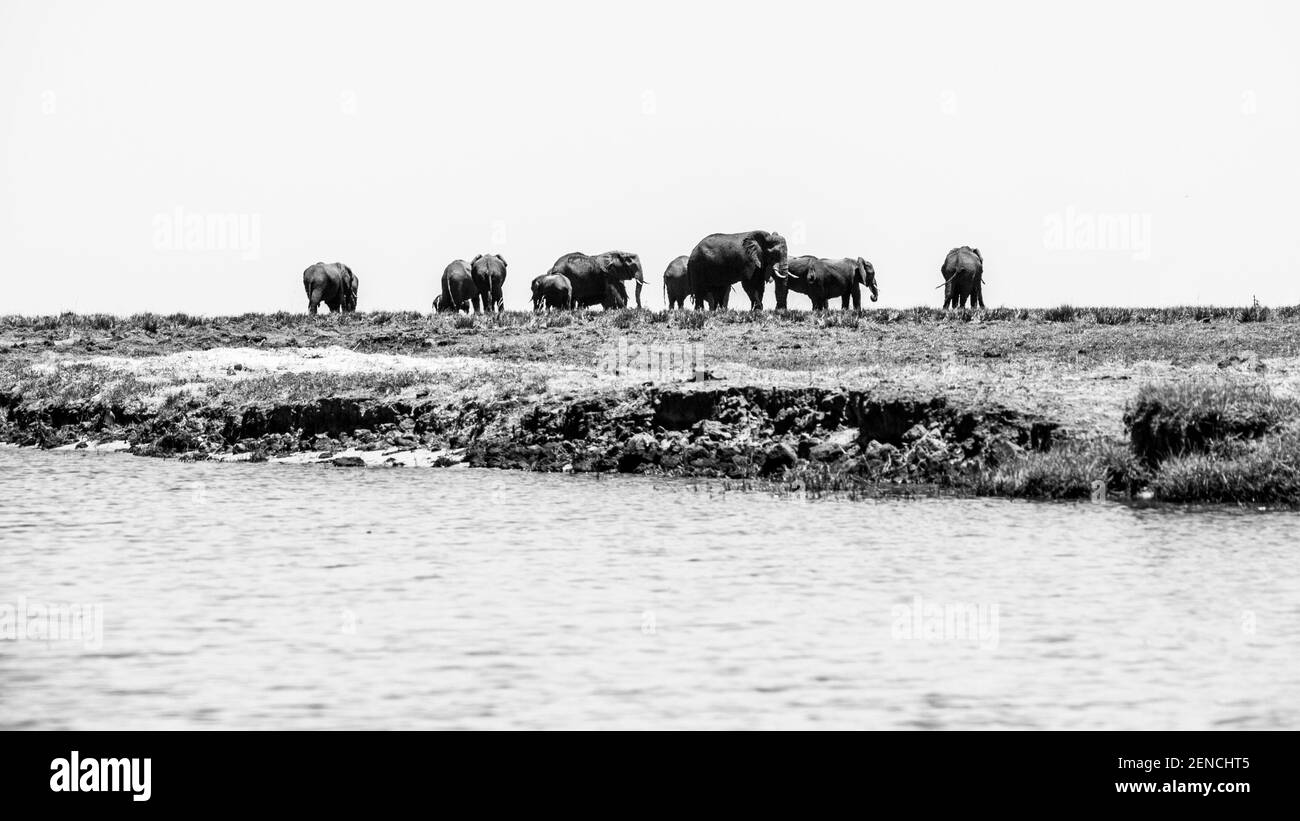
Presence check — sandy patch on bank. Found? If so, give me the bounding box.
[34,346,495,381]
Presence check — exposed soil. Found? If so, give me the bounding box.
[2,309,1298,502]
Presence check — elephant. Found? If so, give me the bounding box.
[471,254,507,312]
[774,256,879,310]
[940,246,985,309]
[661,255,696,309]
[685,230,790,310]
[303,262,358,314]
[438,259,479,313]
[547,251,646,309]
[531,273,573,311]
[774,255,816,309]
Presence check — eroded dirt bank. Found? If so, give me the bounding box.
[3,309,1299,503]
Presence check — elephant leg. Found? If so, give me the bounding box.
[851,286,861,310]
[841,294,850,310]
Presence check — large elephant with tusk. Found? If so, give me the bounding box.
[775,255,879,309]
[546,250,646,309]
[303,262,358,314]
[685,230,790,310]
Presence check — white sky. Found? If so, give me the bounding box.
[2,0,1298,313]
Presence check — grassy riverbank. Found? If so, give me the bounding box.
[3,307,1299,505]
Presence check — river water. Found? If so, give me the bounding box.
[1,447,1296,730]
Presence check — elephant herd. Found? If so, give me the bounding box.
[302,233,987,314]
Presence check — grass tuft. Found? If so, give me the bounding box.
[1152,432,1300,504]
[974,439,1147,499]
[1124,380,1298,464]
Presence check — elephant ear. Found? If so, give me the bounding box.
[972,248,982,261]
[855,258,868,284]
[472,254,483,265]
[497,255,506,268]
[622,251,644,280]
[599,253,629,281]
[742,235,765,271]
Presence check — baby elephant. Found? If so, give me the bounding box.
[531,273,573,311]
